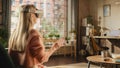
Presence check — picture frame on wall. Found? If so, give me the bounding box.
[103,4,111,17]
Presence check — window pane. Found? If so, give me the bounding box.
[19,0,23,4]
[11,0,15,6]
[11,0,67,38]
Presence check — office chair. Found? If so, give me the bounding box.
[90,37,102,55]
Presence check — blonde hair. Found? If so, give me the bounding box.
[9,5,37,52]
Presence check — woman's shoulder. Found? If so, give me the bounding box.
[29,29,39,36]
[29,29,42,37]
[30,29,38,33]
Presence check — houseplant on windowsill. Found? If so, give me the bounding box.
[70,30,76,34]
[48,32,55,39]
[65,36,71,44]
[55,33,60,39]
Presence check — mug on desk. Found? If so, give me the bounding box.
[101,50,108,57]
[101,50,110,61]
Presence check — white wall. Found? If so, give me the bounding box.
[90,0,120,30]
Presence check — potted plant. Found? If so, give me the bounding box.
[65,36,71,44]
[70,30,76,34]
[55,33,60,39]
[48,32,54,39]
[86,15,93,25]
[0,27,8,48]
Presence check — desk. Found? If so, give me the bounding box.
[87,55,120,68]
[93,36,120,39]
[93,36,120,53]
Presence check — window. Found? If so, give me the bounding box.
[34,2,37,7]
[11,0,67,39]
[19,0,23,4]
[26,1,30,4]
[11,0,15,6]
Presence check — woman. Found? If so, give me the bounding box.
[8,4,65,68]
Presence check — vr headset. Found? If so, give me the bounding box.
[34,10,41,18]
[21,9,42,18]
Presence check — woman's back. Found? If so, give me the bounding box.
[9,29,45,68]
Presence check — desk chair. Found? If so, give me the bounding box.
[0,43,15,68]
[90,37,102,55]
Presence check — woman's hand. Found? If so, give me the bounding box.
[53,38,66,50]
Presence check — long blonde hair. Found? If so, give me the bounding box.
[9,5,37,52]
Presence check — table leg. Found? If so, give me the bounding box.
[100,63,102,68]
[87,61,91,68]
[115,64,118,68]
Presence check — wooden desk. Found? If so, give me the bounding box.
[93,36,120,53]
[93,36,120,39]
[87,55,120,68]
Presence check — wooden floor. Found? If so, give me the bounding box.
[44,55,87,66]
[44,55,100,68]
[47,63,100,68]
[44,55,120,68]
